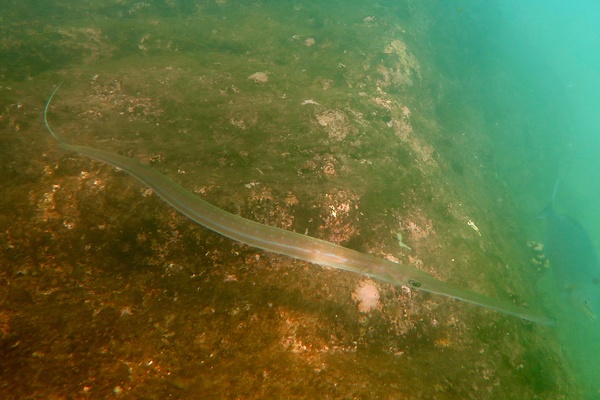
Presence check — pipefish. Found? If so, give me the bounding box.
[44,82,553,325]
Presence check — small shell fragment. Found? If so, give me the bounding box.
[467,219,481,236]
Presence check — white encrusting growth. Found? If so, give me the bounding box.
[352,280,381,313]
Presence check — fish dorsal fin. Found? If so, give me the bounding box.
[536,179,560,220]
[551,179,561,209]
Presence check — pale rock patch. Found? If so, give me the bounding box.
[248,72,268,84]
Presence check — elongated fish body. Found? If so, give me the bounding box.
[43,83,553,325]
[542,204,600,320]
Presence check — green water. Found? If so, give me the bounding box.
[1,0,598,398]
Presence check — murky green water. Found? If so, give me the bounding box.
[1,1,596,398]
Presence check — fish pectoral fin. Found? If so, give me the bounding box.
[583,300,597,320]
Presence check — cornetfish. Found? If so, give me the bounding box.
[44,83,553,325]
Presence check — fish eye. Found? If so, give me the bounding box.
[408,279,422,288]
